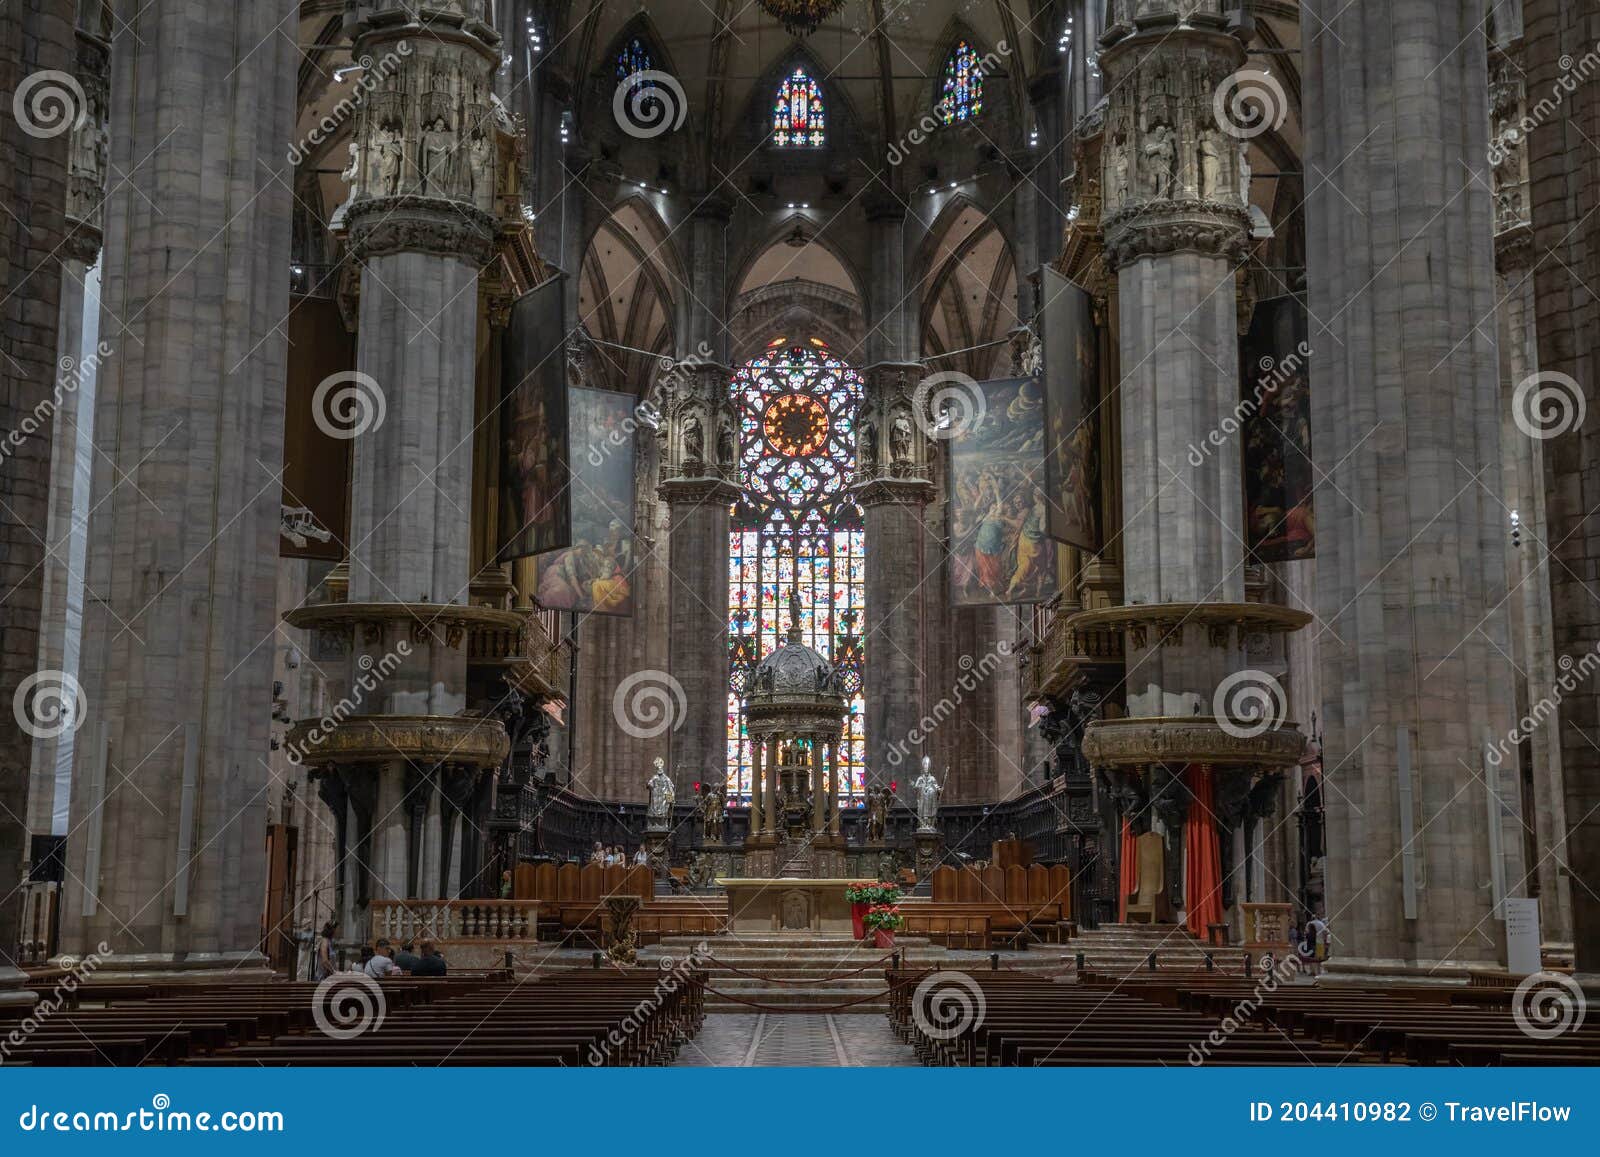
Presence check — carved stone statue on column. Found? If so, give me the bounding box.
[889,409,913,466]
[681,410,704,467]
[716,410,736,471]
[646,757,675,829]
[913,756,943,833]
[856,414,877,475]
[1197,125,1224,200]
[1143,122,1175,199]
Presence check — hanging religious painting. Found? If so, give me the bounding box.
[1240,294,1315,563]
[947,376,1062,607]
[1039,266,1101,553]
[533,386,639,615]
[498,276,571,562]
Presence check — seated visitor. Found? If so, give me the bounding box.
[393,941,420,973]
[363,938,400,978]
[412,939,447,976]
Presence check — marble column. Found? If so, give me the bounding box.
[1523,0,1600,977]
[330,5,507,904]
[1489,29,1571,950]
[660,360,739,798]
[848,203,933,793]
[1096,11,1252,716]
[58,0,297,975]
[0,0,78,1011]
[26,19,110,853]
[1306,0,1523,970]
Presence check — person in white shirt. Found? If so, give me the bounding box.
[363,938,400,979]
[633,846,649,866]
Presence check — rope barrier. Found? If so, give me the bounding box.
[703,953,893,985]
[703,985,891,1013]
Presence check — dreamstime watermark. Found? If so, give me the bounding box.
[0,942,109,1061]
[1511,370,1586,441]
[913,370,987,441]
[613,70,687,139]
[586,940,711,1065]
[1187,953,1303,1065]
[1187,340,1312,467]
[14,669,87,741]
[312,370,387,439]
[885,641,1012,767]
[17,1095,284,1134]
[1488,41,1600,165]
[1510,971,1587,1041]
[1213,68,1289,141]
[311,972,387,1039]
[11,70,88,140]
[910,970,987,1041]
[578,340,719,469]
[288,41,412,167]
[613,668,687,739]
[1485,642,1600,768]
[885,41,1010,166]
[285,641,412,766]
[1,342,114,466]
[1213,669,1288,739]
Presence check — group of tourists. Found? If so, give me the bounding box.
[589,841,649,867]
[312,921,448,981]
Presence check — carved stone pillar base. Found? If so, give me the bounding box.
[914,831,943,879]
[742,835,778,879]
[0,968,39,1018]
[810,835,847,880]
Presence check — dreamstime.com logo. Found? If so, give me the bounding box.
[12,70,88,139]
[587,941,711,1065]
[1512,371,1586,441]
[312,370,387,440]
[1,942,109,1061]
[911,970,987,1041]
[1511,971,1587,1041]
[1,341,114,467]
[913,371,986,441]
[312,973,387,1039]
[285,642,412,766]
[1213,69,1288,141]
[613,70,687,139]
[14,669,86,741]
[612,669,687,739]
[1214,669,1288,739]
[885,641,1013,767]
[17,1095,284,1134]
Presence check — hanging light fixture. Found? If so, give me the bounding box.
[759,0,847,37]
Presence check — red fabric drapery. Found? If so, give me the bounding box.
[1183,764,1224,937]
[1118,817,1138,923]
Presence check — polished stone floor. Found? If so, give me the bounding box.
[673,1013,916,1067]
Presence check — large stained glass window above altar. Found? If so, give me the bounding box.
[728,339,865,804]
[772,68,826,147]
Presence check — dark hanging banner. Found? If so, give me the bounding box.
[498,276,571,563]
[532,386,639,616]
[1240,294,1316,563]
[1039,266,1102,553]
[948,376,1063,608]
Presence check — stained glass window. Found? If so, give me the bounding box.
[616,36,653,81]
[773,68,827,147]
[938,40,984,124]
[728,341,865,805]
